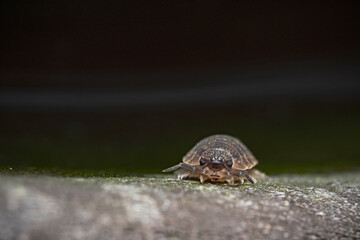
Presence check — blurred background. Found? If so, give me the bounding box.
[1,1,359,176]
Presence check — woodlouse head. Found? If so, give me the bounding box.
[199,148,233,172]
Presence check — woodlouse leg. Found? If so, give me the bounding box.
[226,177,235,185]
[164,163,209,183]
[230,170,256,184]
[221,172,235,184]
[200,175,205,183]
[178,172,190,180]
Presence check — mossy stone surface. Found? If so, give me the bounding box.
[1,172,359,239]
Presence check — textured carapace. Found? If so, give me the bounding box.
[183,135,258,170]
[162,134,261,184]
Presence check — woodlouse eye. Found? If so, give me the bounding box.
[226,160,233,168]
[200,158,206,166]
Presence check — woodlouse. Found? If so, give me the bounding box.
[162,134,263,184]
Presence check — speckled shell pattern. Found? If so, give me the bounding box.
[182,135,258,170]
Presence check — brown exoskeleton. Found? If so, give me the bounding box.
[162,135,263,184]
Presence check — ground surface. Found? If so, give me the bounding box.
[1,172,359,240]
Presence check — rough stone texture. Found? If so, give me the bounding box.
[0,172,359,240]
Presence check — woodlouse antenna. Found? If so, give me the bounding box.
[162,164,181,172]
[244,173,255,184]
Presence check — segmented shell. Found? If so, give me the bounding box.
[182,134,258,170]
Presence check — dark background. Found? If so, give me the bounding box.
[1,1,359,175]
